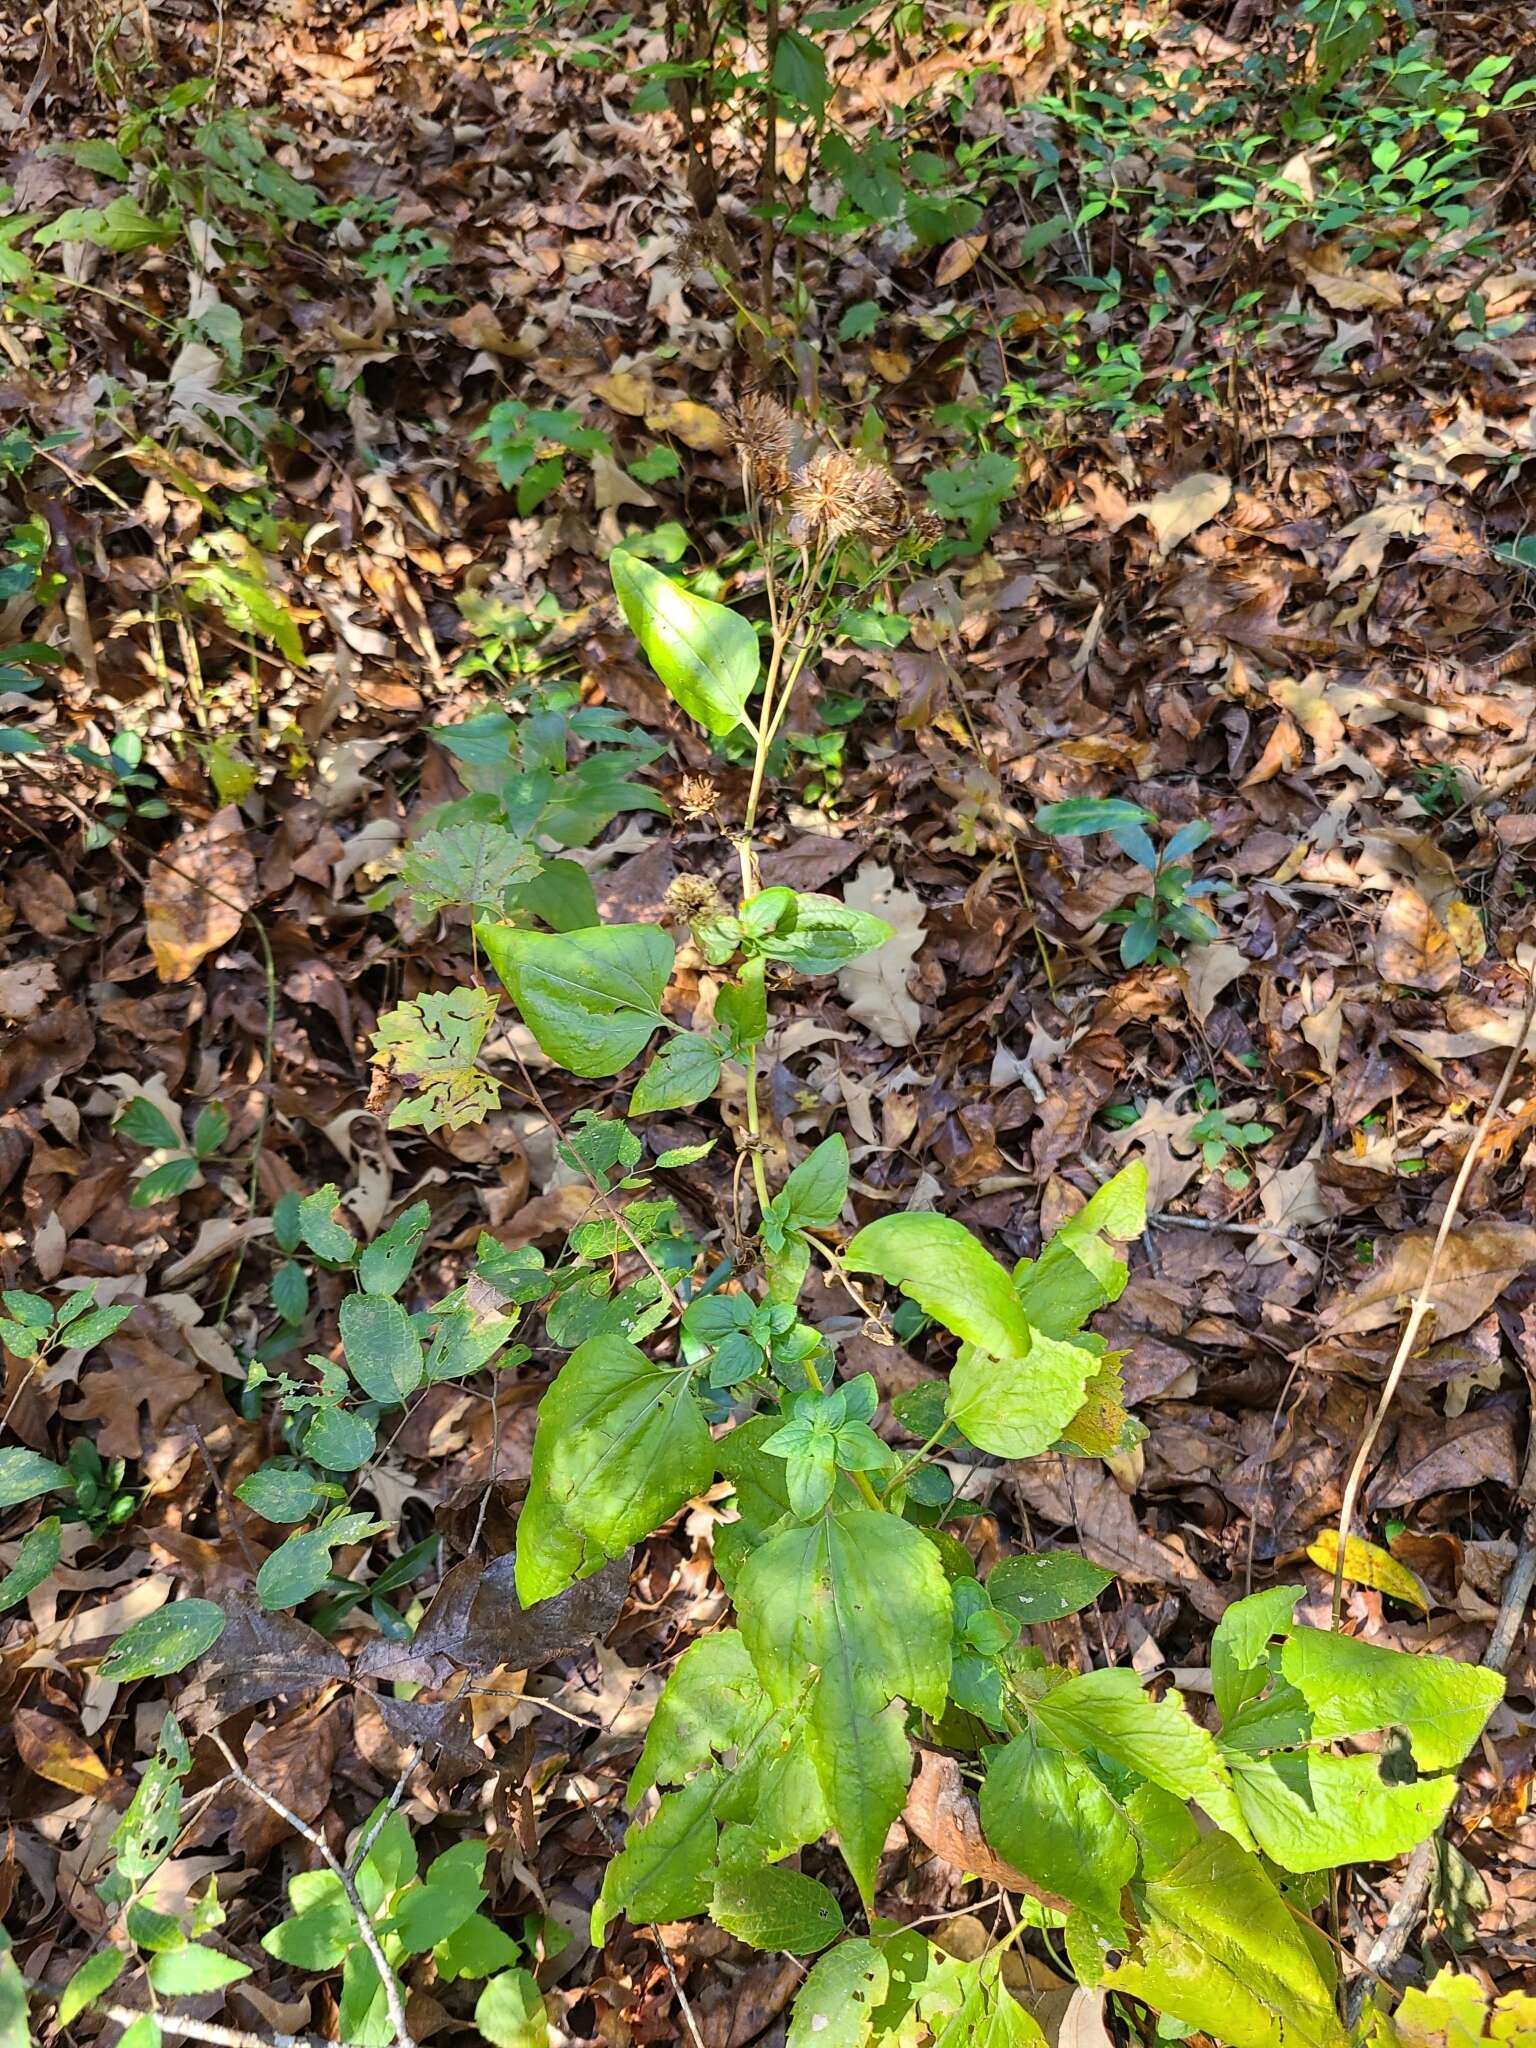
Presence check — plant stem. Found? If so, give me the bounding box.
[1329,967,1536,1627]
[208,1734,412,2048]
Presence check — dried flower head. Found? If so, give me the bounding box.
[676,772,720,821]
[720,392,793,498]
[787,451,911,549]
[907,507,945,552]
[665,873,725,926]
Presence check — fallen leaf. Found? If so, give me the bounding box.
[590,452,657,513]
[591,370,654,416]
[446,303,522,355]
[15,1708,110,1794]
[1135,473,1231,557]
[934,231,987,286]
[1301,257,1404,311]
[144,806,256,984]
[1375,885,1460,993]
[643,397,730,452]
[0,960,58,1023]
[1327,498,1427,585]
[1306,1529,1429,1611]
[1369,1395,1520,1509]
[232,1703,342,1857]
[1323,1224,1536,1342]
[1181,940,1246,1024]
[354,1550,628,1685]
[904,1749,1063,1905]
[179,1596,348,1734]
[0,1002,94,1111]
[836,860,924,1046]
[1009,1454,1226,1619]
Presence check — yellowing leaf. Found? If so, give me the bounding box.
[644,398,731,452]
[934,232,987,286]
[1375,884,1460,993]
[1445,899,1486,966]
[592,370,654,417]
[144,806,257,985]
[15,1706,110,1793]
[1305,1529,1429,1612]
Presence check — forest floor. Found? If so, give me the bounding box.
[4,0,1536,2041]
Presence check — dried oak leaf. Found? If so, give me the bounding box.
[1323,1223,1536,1343]
[354,1550,628,1686]
[0,961,58,1023]
[1009,1454,1225,1620]
[905,1749,1065,1906]
[180,1596,347,1734]
[144,805,257,984]
[836,861,924,1046]
[1375,884,1460,993]
[0,1001,94,1111]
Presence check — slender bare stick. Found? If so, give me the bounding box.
[88,2006,351,2048]
[348,1747,424,1879]
[1331,971,1536,1627]
[209,1734,412,2048]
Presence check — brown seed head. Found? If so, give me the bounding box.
[676,772,720,821]
[787,452,911,549]
[907,507,945,552]
[665,873,725,925]
[721,392,794,498]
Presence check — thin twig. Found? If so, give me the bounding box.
[1330,970,1536,1628]
[89,2006,357,2048]
[32,1968,361,2048]
[347,1746,424,1879]
[209,1734,412,2048]
[503,1039,685,1319]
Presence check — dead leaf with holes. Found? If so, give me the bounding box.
[144,806,256,984]
[836,861,925,1046]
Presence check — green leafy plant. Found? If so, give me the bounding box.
[115,1092,232,1207]
[227,400,1483,2041]
[475,401,613,515]
[1035,797,1225,966]
[1188,1078,1275,1191]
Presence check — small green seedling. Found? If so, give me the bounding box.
[116,1094,232,1207]
[1035,796,1224,966]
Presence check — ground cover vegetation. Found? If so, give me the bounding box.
[2,0,1536,2042]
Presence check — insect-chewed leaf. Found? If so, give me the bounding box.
[370,987,501,1133]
